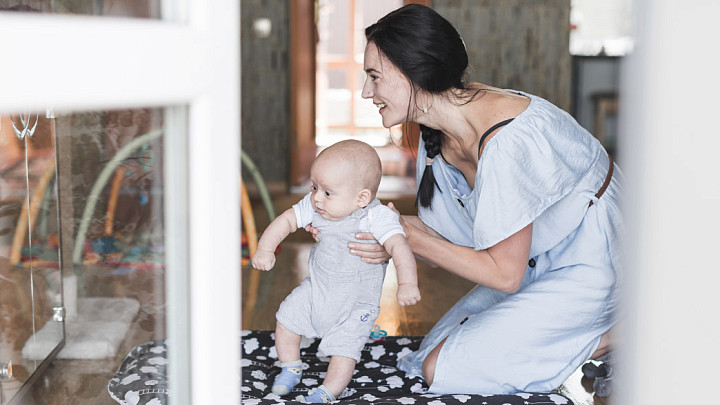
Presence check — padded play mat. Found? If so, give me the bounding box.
[108,339,169,405]
[109,330,574,404]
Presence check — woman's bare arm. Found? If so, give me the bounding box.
[348,201,531,292]
[405,221,532,293]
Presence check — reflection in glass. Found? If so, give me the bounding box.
[1,107,169,403]
[0,111,61,404]
[62,108,167,346]
[0,0,162,19]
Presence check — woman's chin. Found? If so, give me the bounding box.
[381,118,400,128]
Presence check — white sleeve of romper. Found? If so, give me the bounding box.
[291,192,315,228]
[365,204,406,245]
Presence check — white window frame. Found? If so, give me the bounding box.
[0,2,240,403]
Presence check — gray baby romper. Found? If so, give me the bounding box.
[276,199,387,362]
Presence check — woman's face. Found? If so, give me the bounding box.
[361,42,414,128]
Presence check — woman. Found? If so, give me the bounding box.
[351,4,623,395]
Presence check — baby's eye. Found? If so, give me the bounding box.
[325,191,331,197]
[310,185,317,191]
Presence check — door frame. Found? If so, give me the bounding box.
[0,3,241,403]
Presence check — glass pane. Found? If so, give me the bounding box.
[325,70,350,126]
[318,0,349,56]
[358,0,402,32]
[315,129,350,148]
[318,69,351,129]
[354,89,383,128]
[570,0,633,56]
[0,0,162,19]
[354,129,391,147]
[0,111,62,403]
[0,107,174,404]
[355,0,403,60]
[66,109,166,336]
[54,107,169,402]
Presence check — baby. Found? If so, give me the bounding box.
[252,139,421,403]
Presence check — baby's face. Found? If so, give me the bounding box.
[309,156,364,221]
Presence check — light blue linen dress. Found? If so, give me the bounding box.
[397,91,624,394]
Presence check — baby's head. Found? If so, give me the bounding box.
[309,140,382,220]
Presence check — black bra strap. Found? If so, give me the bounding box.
[478,118,514,158]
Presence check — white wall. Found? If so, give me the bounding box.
[619,0,720,402]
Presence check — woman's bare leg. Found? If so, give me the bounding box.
[590,328,613,359]
[591,328,613,359]
[422,337,448,386]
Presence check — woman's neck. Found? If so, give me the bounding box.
[413,87,489,162]
[414,85,529,159]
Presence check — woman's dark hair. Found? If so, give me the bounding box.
[365,4,470,208]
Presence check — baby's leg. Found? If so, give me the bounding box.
[275,321,301,362]
[272,321,303,396]
[323,356,355,396]
[304,356,355,403]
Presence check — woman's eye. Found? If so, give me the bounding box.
[370,75,379,81]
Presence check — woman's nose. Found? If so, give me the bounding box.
[361,79,372,99]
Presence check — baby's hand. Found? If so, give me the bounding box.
[251,250,276,271]
[396,284,421,307]
[304,224,320,242]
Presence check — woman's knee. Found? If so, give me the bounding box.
[422,338,447,386]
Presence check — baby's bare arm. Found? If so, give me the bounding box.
[383,233,421,306]
[251,208,298,271]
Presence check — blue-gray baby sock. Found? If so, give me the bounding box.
[272,360,303,396]
[304,384,336,403]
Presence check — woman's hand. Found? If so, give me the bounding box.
[349,233,391,264]
[348,201,410,264]
[307,222,391,263]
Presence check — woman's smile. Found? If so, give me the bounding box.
[376,102,387,115]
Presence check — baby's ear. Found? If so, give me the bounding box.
[356,188,372,208]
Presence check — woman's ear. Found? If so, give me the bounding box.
[356,188,373,208]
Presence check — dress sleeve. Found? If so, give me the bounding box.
[472,108,601,250]
[291,192,315,229]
